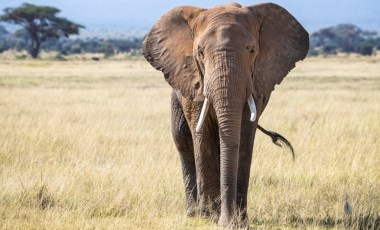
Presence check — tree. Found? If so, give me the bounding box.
[0,3,84,58]
[309,24,379,56]
[0,25,10,53]
[0,25,9,37]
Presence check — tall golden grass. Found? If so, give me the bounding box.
[0,56,379,229]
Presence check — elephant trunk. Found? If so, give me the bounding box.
[214,93,242,221]
[206,50,249,223]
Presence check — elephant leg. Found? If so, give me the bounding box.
[237,103,257,223]
[181,97,220,218]
[181,101,219,217]
[193,120,220,218]
[171,91,197,216]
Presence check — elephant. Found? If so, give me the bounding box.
[142,2,309,227]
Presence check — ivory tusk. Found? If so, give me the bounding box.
[195,98,210,133]
[247,95,257,122]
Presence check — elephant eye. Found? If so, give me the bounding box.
[198,50,204,59]
[246,46,255,54]
[198,46,204,59]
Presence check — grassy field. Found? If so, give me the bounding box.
[0,56,379,229]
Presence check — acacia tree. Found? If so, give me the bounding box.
[0,3,84,58]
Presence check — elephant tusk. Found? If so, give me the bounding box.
[247,95,257,122]
[195,98,210,133]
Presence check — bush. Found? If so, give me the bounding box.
[355,42,374,56]
[322,44,337,55]
[0,40,9,53]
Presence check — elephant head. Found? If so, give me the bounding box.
[143,2,308,226]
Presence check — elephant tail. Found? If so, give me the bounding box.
[257,125,295,160]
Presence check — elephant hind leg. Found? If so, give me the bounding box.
[171,90,197,216]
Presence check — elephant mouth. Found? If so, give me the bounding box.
[195,94,257,132]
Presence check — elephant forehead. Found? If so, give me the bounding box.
[198,22,257,52]
[193,6,256,39]
[207,6,251,25]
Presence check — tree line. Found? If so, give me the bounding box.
[0,26,142,56]
[309,23,380,56]
[0,3,142,58]
[1,3,379,58]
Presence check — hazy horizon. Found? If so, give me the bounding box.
[1,0,379,37]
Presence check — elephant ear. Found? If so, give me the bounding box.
[143,6,205,101]
[248,3,309,102]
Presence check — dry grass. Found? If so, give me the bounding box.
[0,56,379,229]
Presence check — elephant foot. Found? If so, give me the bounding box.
[218,213,249,228]
[217,214,231,228]
[197,206,218,219]
[185,203,215,218]
[197,197,221,222]
[186,205,197,217]
[202,208,220,223]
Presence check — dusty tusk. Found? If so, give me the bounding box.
[196,98,210,132]
[248,95,257,122]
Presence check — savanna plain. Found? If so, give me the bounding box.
[0,54,379,229]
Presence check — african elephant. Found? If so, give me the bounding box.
[143,2,309,227]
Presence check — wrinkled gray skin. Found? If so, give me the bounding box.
[143,2,309,227]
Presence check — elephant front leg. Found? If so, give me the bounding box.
[182,98,221,218]
[171,91,197,216]
[237,103,257,224]
[193,125,221,218]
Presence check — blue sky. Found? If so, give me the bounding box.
[1,0,379,36]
